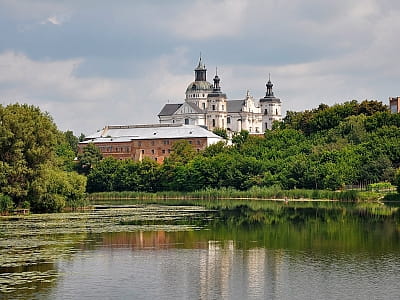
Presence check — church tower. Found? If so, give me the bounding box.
[206,69,227,130]
[259,75,282,131]
[185,56,213,110]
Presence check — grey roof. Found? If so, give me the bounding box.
[185,81,213,94]
[158,104,182,116]
[186,102,205,114]
[81,124,223,144]
[259,96,281,103]
[226,100,245,113]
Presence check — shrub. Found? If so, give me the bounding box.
[0,194,14,214]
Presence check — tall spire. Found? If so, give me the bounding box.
[266,74,274,97]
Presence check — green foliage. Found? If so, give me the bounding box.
[0,194,14,214]
[232,130,249,146]
[0,103,60,205]
[86,157,162,193]
[166,140,197,165]
[30,167,87,212]
[77,143,103,175]
[212,128,228,139]
[0,104,88,212]
[395,169,400,194]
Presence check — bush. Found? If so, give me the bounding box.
[0,194,14,214]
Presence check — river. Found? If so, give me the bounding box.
[1,200,400,299]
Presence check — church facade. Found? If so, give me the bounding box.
[158,58,283,133]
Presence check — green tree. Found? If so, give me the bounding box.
[30,166,87,212]
[64,130,79,155]
[0,104,60,206]
[212,128,228,139]
[166,140,197,165]
[77,143,103,175]
[395,169,400,193]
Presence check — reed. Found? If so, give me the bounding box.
[86,187,372,202]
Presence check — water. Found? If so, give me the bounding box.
[1,202,400,299]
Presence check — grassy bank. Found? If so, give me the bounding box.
[86,186,384,202]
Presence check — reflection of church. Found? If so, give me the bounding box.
[158,57,283,134]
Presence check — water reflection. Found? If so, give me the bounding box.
[1,202,400,299]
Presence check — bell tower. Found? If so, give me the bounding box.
[259,75,282,131]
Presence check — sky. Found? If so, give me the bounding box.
[0,0,399,135]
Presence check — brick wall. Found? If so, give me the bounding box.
[78,137,209,163]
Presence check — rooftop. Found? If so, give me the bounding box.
[82,124,223,143]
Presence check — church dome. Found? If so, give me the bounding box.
[185,81,213,94]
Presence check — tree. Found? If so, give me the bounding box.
[395,169,400,193]
[232,130,249,147]
[212,128,228,139]
[166,140,197,165]
[77,143,103,175]
[30,166,87,212]
[63,130,79,155]
[0,104,60,205]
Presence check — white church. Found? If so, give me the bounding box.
[158,57,283,134]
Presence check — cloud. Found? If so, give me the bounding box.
[41,15,69,25]
[0,51,193,135]
[0,0,400,135]
[167,0,248,39]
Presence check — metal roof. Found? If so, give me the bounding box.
[158,104,182,116]
[226,100,245,113]
[81,124,223,144]
[186,102,206,114]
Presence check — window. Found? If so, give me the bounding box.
[138,141,142,146]
[222,119,224,127]
[197,140,201,145]
[141,150,145,154]
[222,105,224,110]
[185,118,189,125]
[168,149,171,153]
[212,119,216,127]
[212,105,216,111]
[202,103,205,109]
[162,149,166,154]
[265,123,268,129]
[151,141,155,146]
[227,117,231,124]
[276,109,278,115]
[189,141,192,144]
[163,140,169,145]
[264,109,268,114]
[151,149,155,154]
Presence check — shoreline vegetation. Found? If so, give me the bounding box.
[86,187,399,203]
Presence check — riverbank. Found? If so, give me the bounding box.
[86,186,394,203]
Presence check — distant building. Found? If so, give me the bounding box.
[79,124,223,163]
[158,57,283,133]
[389,97,400,113]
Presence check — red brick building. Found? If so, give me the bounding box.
[78,124,223,163]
